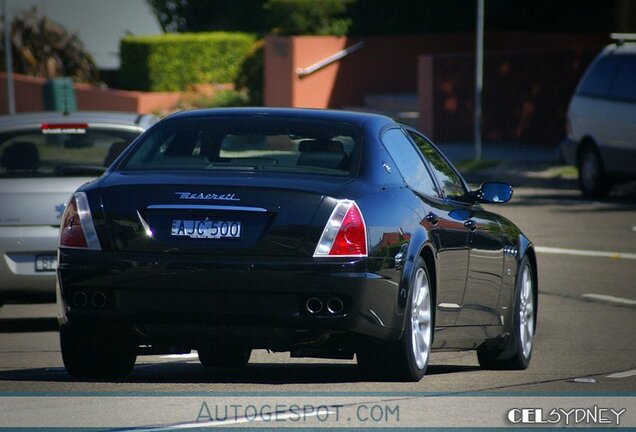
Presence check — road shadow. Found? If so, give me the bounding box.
[0,362,482,385]
[0,318,58,333]
[504,191,636,209]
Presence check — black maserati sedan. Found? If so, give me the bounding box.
[57,108,537,381]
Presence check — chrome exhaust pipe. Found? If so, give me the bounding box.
[305,297,323,314]
[72,291,87,308]
[91,291,107,308]
[326,297,344,315]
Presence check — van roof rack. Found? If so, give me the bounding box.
[610,33,636,44]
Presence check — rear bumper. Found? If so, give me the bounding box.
[0,226,59,298]
[57,249,403,349]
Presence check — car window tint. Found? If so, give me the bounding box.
[381,128,438,197]
[0,128,140,178]
[121,116,360,177]
[407,131,466,200]
[578,55,620,98]
[609,55,636,102]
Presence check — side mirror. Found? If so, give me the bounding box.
[475,182,513,204]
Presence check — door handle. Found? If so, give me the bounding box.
[425,212,439,225]
[464,219,477,231]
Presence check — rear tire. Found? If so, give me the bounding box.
[477,256,536,370]
[578,145,611,198]
[357,257,433,381]
[198,346,251,368]
[60,326,137,378]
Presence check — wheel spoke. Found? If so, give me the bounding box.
[519,263,535,359]
[418,308,430,324]
[410,266,432,370]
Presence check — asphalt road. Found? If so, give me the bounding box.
[0,185,634,428]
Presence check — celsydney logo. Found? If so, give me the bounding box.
[174,192,240,201]
[507,406,626,426]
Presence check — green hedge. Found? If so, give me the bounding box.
[120,32,256,91]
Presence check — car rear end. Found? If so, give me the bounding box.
[0,112,153,303]
[57,111,402,358]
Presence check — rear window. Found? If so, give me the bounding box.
[609,55,636,102]
[119,116,361,176]
[0,125,140,178]
[577,55,620,98]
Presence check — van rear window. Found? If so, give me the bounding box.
[609,55,636,102]
[119,116,361,176]
[577,55,620,98]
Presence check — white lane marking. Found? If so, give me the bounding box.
[607,369,636,379]
[582,294,636,307]
[570,377,597,383]
[535,246,636,260]
[159,353,199,360]
[632,226,636,232]
[119,408,335,431]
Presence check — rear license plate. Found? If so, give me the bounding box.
[171,220,241,239]
[35,255,57,272]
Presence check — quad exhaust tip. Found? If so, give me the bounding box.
[305,297,323,314]
[305,297,345,315]
[72,291,88,308]
[91,291,107,308]
[326,297,344,315]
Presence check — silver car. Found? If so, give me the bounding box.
[0,111,156,305]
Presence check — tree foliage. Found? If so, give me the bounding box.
[264,0,352,36]
[0,7,99,84]
[146,0,624,36]
[147,0,267,33]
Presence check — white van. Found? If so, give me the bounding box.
[562,34,636,197]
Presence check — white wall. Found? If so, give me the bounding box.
[5,0,163,70]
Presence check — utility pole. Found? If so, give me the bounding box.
[474,0,484,161]
[3,0,15,115]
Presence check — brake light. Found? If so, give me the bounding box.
[314,200,367,257]
[41,123,88,134]
[59,192,101,250]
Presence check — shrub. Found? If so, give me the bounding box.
[234,40,264,105]
[120,32,256,91]
[211,89,251,107]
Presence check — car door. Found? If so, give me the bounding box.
[406,129,504,327]
[458,207,505,326]
[382,128,470,327]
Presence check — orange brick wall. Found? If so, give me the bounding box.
[418,48,599,144]
[265,32,608,144]
[0,72,180,115]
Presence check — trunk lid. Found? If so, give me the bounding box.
[97,172,351,256]
[0,178,93,226]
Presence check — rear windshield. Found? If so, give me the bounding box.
[0,125,141,178]
[119,116,361,176]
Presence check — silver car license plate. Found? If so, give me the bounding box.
[35,254,58,272]
[171,220,241,239]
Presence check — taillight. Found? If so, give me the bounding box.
[314,200,367,257]
[58,192,101,250]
